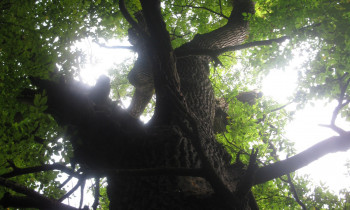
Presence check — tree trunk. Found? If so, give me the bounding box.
[29,0,258,209]
[106,1,257,209]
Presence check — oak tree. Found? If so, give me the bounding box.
[1,0,350,209]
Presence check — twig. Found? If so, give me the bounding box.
[287,174,307,210]
[260,135,308,209]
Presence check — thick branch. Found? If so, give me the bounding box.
[174,0,255,52]
[101,167,204,177]
[254,132,350,185]
[175,36,289,58]
[29,77,145,170]
[0,177,78,210]
[139,0,182,123]
[118,0,139,31]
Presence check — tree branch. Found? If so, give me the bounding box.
[0,177,78,210]
[92,177,100,210]
[93,41,135,51]
[1,163,81,179]
[269,101,293,113]
[331,74,350,127]
[173,4,229,19]
[99,167,204,177]
[59,174,74,188]
[79,179,86,209]
[58,177,85,202]
[254,132,350,185]
[175,36,290,58]
[236,149,259,196]
[118,0,139,31]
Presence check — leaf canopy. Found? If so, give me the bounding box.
[0,0,350,209]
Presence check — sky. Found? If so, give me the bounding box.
[262,65,350,193]
[65,38,350,207]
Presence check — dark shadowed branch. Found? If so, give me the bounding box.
[118,0,139,31]
[236,149,259,196]
[92,177,100,210]
[59,175,74,188]
[99,167,204,177]
[1,163,82,179]
[118,0,149,41]
[58,177,86,202]
[0,177,78,210]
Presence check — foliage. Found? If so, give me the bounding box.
[98,180,110,210]
[0,0,114,203]
[0,0,350,209]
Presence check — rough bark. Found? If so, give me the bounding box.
[106,0,257,209]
